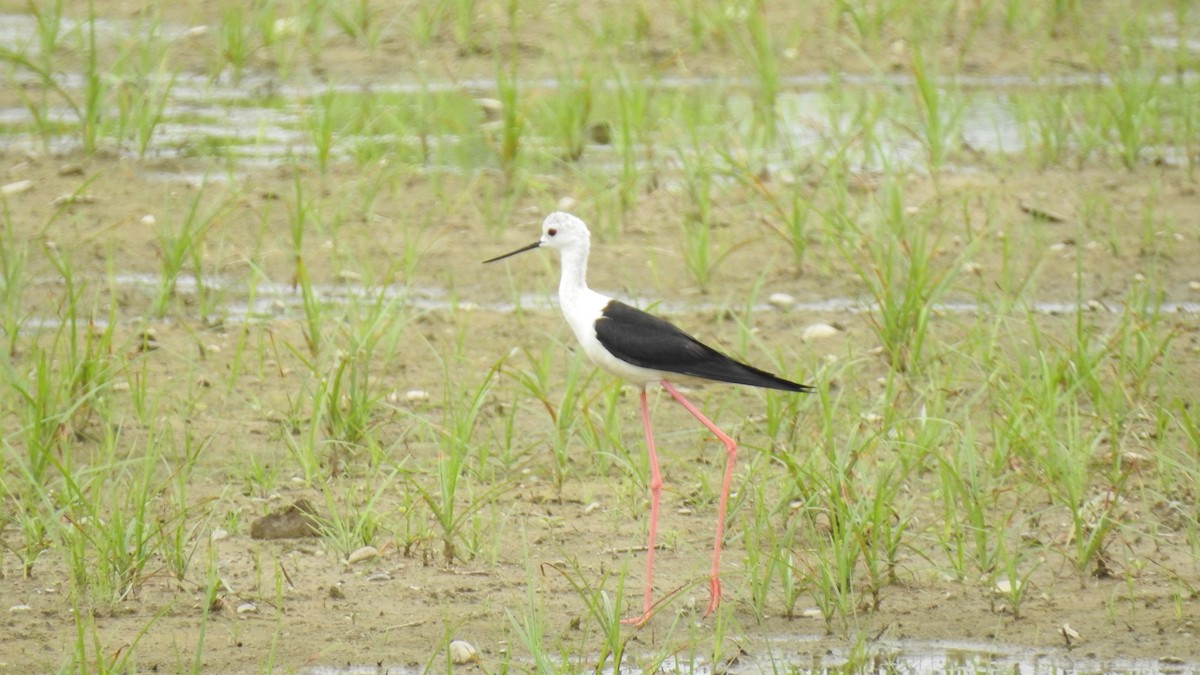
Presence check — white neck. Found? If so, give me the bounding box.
[556,241,591,304]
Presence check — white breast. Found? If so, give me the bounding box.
[561,290,667,387]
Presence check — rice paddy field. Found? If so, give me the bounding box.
[1,0,1199,672]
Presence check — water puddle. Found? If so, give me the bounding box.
[13,272,1200,333]
[2,12,1197,175]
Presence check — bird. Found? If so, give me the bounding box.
[484,211,812,626]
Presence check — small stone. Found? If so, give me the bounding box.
[994,577,1021,594]
[112,382,131,392]
[475,98,503,122]
[366,572,391,582]
[335,270,363,283]
[1061,623,1081,646]
[347,546,380,565]
[801,608,823,619]
[1121,451,1150,467]
[767,292,795,310]
[801,323,839,341]
[1018,201,1068,223]
[961,261,982,275]
[449,640,480,665]
[236,602,257,614]
[211,528,229,542]
[9,604,32,612]
[1,180,33,196]
[140,214,157,226]
[587,122,612,145]
[1189,281,1200,291]
[405,389,430,402]
[51,193,97,206]
[250,499,322,540]
[272,17,302,36]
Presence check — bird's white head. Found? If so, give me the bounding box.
[538,212,590,254]
[483,211,592,265]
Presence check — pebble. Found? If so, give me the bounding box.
[9,604,32,613]
[1,180,33,196]
[449,639,480,665]
[767,292,795,310]
[801,323,839,341]
[211,528,229,542]
[366,572,391,582]
[236,602,257,614]
[993,578,1021,594]
[140,214,157,227]
[801,608,823,619]
[1121,451,1150,468]
[51,194,97,206]
[347,546,380,565]
[475,98,503,122]
[272,17,302,37]
[405,389,430,402]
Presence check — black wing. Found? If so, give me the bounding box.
[593,300,812,393]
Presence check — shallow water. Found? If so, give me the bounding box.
[2,13,1196,175]
[14,271,1200,333]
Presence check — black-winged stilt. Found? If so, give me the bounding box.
[485,211,812,626]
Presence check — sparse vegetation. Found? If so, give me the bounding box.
[0,0,1196,672]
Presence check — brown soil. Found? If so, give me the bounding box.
[2,1,1200,672]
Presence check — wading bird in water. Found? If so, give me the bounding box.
[485,212,812,626]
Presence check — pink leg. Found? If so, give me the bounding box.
[660,379,736,618]
[621,388,662,627]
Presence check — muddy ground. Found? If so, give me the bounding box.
[2,1,1200,672]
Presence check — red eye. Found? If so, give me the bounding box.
[548,228,557,236]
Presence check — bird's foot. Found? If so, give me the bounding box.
[620,611,653,627]
[704,576,722,617]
